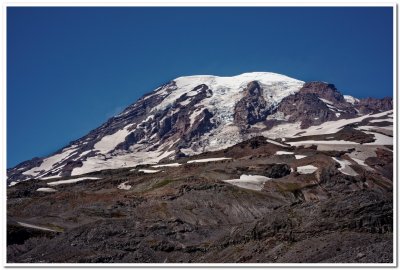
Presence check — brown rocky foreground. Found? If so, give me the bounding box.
[7,137,393,263]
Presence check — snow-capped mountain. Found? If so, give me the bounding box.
[7,72,393,183]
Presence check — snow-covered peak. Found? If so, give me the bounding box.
[173,71,303,89]
[152,72,305,114]
[174,71,301,82]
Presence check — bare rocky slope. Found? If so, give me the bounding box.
[7,136,393,263]
[7,72,393,263]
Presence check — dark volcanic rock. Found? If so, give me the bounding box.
[234,81,269,128]
[276,92,336,128]
[274,82,358,128]
[355,97,393,114]
[263,164,291,178]
[7,157,43,182]
[365,148,393,180]
[7,224,58,246]
[299,82,345,103]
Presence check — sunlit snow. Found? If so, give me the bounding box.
[22,146,78,177]
[343,95,360,104]
[364,131,393,145]
[138,169,160,174]
[275,151,294,155]
[36,187,57,192]
[265,110,393,140]
[297,165,318,174]
[117,181,132,190]
[187,157,231,163]
[223,174,271,191]
[94,125,134,154]
[47,177,100,186]
[332,157,358,176]
[151,163,181,168]
[17,222,58,232]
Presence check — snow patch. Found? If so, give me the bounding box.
[344,95,359,104]
[71,150,172,176]
[138,169,160,174]
[275,151,294,155]
[189,108,204,126]
[319,98,334,105]
[267,139,289,148]
[351,157,367,166]
[47,177,100,186]
[187,157,231,163]
[22,147,78,177]
[37,187,57,192]
[288,140,358,146]
[180,99,191,106]
[118,181,132,190]
[151,163,181,168]
[38,175,61,180]
[364,132,393,145]
[223,174,271,191]
[94,126,133,154]
[297,165,318,174]
[332,157,358,176]
[78,150,92,158]
[17,222,58,232]
[266,110,392,140]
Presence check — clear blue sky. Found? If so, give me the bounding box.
[7,7,393,168]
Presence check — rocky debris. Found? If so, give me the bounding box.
[7,223,58,246]
[7,135,393,263]
[298,82,346,103]
[234,81,269,128]
[275,92,337,128]
[263,164,291,178]
[365,148,393,180]
[356,97,393,114]
[7,157,43,183]
[286,126,375,144]
[191,136,293,160]
[274,82,359,128]
[7,182,392,263]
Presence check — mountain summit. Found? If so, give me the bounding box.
[7,72,392,183]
